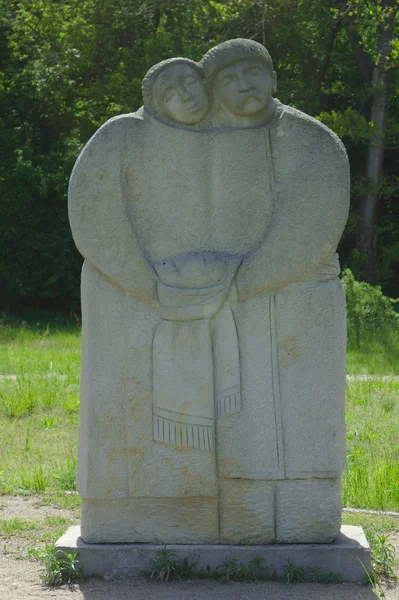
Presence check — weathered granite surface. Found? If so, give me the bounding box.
[56,525,371,583]
[68,38,350,544]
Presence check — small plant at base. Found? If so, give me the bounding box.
[40,545,81,586]
[173,557,197,579]
[306,566,342,584]
[366,530,398,580]
[360,560,386,600]
[283,560,306,584]
[217,559,238,582]
[151,546,178,582]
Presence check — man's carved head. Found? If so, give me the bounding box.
[142,58,209,125]
[200,39,277,119]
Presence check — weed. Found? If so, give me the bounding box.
[218,556,275,582]
[20,464,47,493]
[40,545,82,586]
[359,559,386,600]
[283,560,306,584]
[173,557,197,579]
[217,559,238,582]
[247,555,266,578]
[151,546,178,582]
[366,530,398,580]
[306,566,342,583]
[43,416,54,428]
[19,546,49,561]
[54,459,76,491]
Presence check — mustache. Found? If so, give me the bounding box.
[236,88,261,107]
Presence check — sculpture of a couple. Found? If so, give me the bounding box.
[68,39,350,546]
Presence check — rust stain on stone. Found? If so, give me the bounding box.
[278,336,299,367]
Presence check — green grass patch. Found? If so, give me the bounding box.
[342,512,399,532]
[0,517,40,537]
[343,378,399,511]
[1,317,399,512]
[0,321,80,494]
[33,492,81,510]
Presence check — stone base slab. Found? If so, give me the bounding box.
[55,525,370,583]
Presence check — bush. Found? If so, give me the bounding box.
[342,269,399,349]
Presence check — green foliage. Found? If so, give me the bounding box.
[150,546,179,582]
[173,557,198,580]
[366,531,397,581]
[305,567,342,584]
[0,1,398,310]
[40,545,82,587]
[343,377,399,511]
[0,319,79,495]
[217,558,239,582]
[282,560,306,584]
[342,269,399,349]
[0,517,39,537]
[149,551,342,584]
[54,459,77,491]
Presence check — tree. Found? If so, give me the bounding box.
[0,0,398,313]
[344,0,398,284]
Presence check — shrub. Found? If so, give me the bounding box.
[342,269,399,349]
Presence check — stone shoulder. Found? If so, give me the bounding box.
[86,108,145,144]
[280,103,349,162]
[70,109,146,174]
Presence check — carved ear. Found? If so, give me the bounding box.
[272,71,277,94]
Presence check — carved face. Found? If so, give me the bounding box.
[154,64,209,125]
[213,59,276,117]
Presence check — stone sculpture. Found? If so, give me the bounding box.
[69,39,350,546]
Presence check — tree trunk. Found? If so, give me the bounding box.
[358,66,389,284]
[346,0,396,284]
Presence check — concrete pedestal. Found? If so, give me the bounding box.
[56,525,370,583]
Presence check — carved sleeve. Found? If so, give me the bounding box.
[237,110,350,300]
[68,115,158,304]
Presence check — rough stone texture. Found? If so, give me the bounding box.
[81,498,219,544]
[56,525,371,583]
[68,38,350,546]
[276,479,342,543]
[219,480,275,544]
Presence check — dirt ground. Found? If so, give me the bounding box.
[0,495,398,600]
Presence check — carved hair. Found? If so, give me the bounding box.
[199,38,274,85]
[142,57,204,115]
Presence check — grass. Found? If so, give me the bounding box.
[347,334,399,375]
[0,319,80,495]
[342,377,399,511]
[0,316,398,516]
[40,545,82,586]
[149,548,342,583]
[342,512,399,532]
[0,517,40,536]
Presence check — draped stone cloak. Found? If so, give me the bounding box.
[69,102,349,508]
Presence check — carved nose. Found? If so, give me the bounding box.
[237,74,252,92]
[178,85,192,101]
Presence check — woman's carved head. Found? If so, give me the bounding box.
[142,58,209,126]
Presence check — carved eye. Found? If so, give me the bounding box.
[222,74,236,86]
[163,87,176,103]
[184,76,199,86]
[246,65,262,75]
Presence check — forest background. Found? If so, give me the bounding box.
[0,0,398,315]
